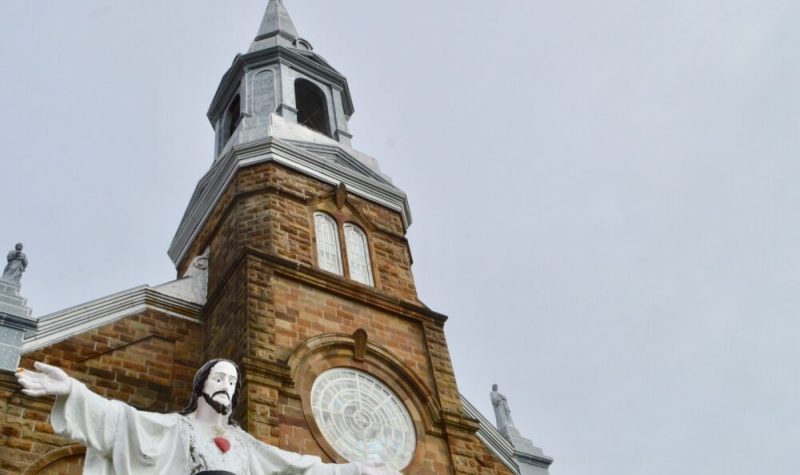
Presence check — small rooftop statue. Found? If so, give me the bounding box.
[490,383,552,470]
[491,383,517,440]
[1,243,27,286]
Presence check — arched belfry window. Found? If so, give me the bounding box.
[314,212,343,275]
[344,224,373,286]
[295,79,331,137]
[226,94,242,140]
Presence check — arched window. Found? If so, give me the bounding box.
[314,212,343,275]
[218,93,242,155]
[295,79,331,137]
[226,94,242,140]
[344,224,373,286]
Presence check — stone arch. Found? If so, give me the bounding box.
[308,187,385,288]
[23,445,86,475]
[286,332,443,470]
[294,78,331,137]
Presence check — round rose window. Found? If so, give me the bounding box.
[310,368,416,470]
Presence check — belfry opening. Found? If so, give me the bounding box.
[295,78,331,137]
[226,95,241,143]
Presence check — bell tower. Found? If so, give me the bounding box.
[208,0,356,158]
[167,1,547,473]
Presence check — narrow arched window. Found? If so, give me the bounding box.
[295,79,331,137]
[226,94,242,140]
[314,212,343,276]
[344,224,373,286]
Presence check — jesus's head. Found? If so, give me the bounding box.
[180,359,242,425]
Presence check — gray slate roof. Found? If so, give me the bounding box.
[255,0,298,41]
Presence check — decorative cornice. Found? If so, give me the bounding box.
[168,137,412,268]
[254,249,445,323]
[203,249,445,329]
[0,312,37,332]
[284,140,391,186]
[23,286,202,353]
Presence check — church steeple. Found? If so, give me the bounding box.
[254,0,298,43]
[171,1,410,269]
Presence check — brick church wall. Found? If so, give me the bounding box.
[0,310,203,475]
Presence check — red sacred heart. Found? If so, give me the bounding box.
[214,437,231,453]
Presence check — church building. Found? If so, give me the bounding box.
[0,2,552,474]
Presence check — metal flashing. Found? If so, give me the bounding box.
[462,395,520,474]
[23,286,202,353]
[284,140,392,185]
[168,137,412,267]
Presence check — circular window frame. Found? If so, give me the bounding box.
[310,367,416,470]
[290,334,435,472]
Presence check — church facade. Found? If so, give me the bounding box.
[0,2,552,474]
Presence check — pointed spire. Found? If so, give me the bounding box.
[255,0,298,41]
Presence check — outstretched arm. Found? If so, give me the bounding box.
[15,361,184,472]
[16,361,122,454]
[243,430,401,474]
[15,362,72,398]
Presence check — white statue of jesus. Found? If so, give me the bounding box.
[16,359,398,475]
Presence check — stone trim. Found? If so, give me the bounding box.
[22,444,86,475]
[285,333,442,470]
[23,286,202,352]
[205,249,446,325]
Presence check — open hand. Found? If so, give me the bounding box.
[15,362,72,397]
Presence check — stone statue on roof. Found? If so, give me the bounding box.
[2,243,27,286]
[16,359,397,475]
[491,383,516,439]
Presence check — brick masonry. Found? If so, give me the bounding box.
[0,310,204,474]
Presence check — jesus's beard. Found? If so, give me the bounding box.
[202,391,231,415]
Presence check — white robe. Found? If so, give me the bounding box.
[51,380,369,475]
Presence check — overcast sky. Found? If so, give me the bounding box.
[1,1,799,474]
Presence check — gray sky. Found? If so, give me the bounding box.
[2,1,799,474]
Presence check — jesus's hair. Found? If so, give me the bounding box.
[179,358,242,426]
